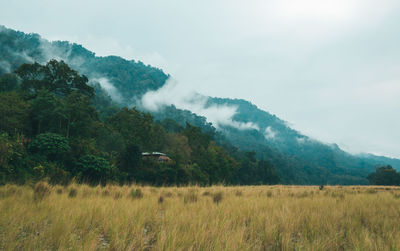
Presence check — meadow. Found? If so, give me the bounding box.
[1,183,400,250]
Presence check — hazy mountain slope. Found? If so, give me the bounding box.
[1,25,398,184]
[208,97,397,180]
[359,154,400,171]
[0,25,168,103]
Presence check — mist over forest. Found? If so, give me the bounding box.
[1,25,399,185]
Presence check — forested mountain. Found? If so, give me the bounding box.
[0,25,168,103]
[0,59,279,185]
[0,25,398,185]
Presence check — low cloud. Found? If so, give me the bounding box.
[264,126,277,140]
[0,60,11,73]
[140,79,259,131]
[91,77,123,103]
[296,137,307,144]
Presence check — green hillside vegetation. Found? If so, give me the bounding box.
[0,60,279,186]
[0,25,397,185]
[207,97,379,184]
[0,25,168,103]
[367,165,400,186]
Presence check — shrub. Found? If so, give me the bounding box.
[130,188,143,199]
[393,193,400,199]
[297,191,308,198]
[184,190,198,204]
[75,155,112,185]
[68,188,78,198]
[0,184,22,198]
[163,191,173,197]
[114,191,122,199]
[29,133,70,161]
[102,189,111,197]
[33,182,51,201]
[202,191,211,196]
[5,184,20,197]
[213,192,223,204]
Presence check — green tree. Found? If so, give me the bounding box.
[163,133,192,165]
[63,92,97,138]
[367,165,400,185]
[15,60,94,97]
[29,133,70,162]
[0,92,30,135]
[75,155,113,185]
[29,89,63,135]
[118,142,142,182]
[106,107,154,149]
[0,73,18,92]
[0,133,30,184]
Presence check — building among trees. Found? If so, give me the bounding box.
[142,152,172,163]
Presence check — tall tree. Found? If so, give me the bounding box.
[0,92,30,135]
[15,59,94,97]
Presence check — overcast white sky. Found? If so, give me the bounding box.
[1,0,399,158]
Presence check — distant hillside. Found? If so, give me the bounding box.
[359,154,400,171]
[1,25,398,185]
[0,25,168,103]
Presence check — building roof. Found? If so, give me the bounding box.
[142,152,167,156]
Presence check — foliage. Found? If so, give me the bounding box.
[0,92,30,135]
[0,53,280,186]
[75,155,113,185]
[1,25,397,186]
[29,133,70,161]
[130,188,143,199]
[33,181,51,202]
[15,60,94,98]
[367,165,400,185]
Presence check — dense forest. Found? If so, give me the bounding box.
[1,25,398,185]
[0,60,280,185]
[367,166,400,186]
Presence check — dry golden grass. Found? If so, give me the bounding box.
[1,184,400,250]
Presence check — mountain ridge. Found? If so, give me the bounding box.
[1,25,398,184]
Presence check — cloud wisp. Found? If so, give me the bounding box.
[140,78,259,131]
[90,77,123,103]
[264,126,277,140]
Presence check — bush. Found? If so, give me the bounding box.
[33,182,51,201]
[56,187,63,194]
[68,188,78,198]
[0,184,21,198]
[130,188,143,199]
[163,191,174,197]
[184,190,198,204]
[114,191,122,199]
[213,191,223,204]
[46,163,71,186]
[102,189,111,197]
[29,133,70,161]
[202,191,211,196]
[75,155,113,185]
[235,190,243,197]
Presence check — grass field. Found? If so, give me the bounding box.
[1,183,400,250]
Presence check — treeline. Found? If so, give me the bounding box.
[367,166,400,186]
[0,60,279,186]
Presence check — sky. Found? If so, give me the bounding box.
[1,0,399,158]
